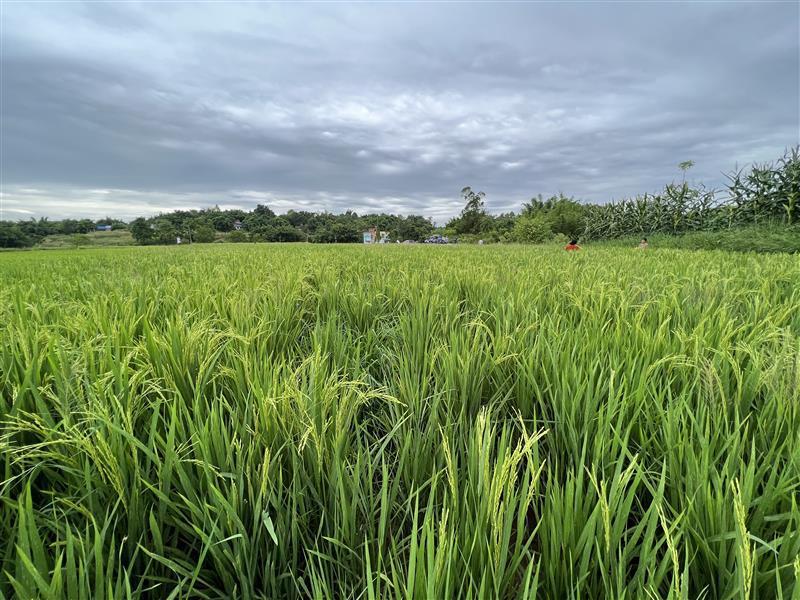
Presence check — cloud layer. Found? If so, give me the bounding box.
[2,2,798,223]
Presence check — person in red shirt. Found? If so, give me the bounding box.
[565,239,581,251]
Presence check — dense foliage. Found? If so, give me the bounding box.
[582,148,800,239]
[126,208,436,246]
[0,209,435,248]
[509,194,586,243]
[449,148,800,243]
[2,147,798,249]
[597,224,800,254]
[446,187,492,235]
[0,217,125,248]
[1,244,799,598]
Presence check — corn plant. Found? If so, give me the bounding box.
[584,147,800,239]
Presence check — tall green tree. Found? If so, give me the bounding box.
[129,218,154,245]
[153,219,177,244]
[0,222,32,248]
[522,194,586,239]
[449,187,489,235]
[193,223,216,243]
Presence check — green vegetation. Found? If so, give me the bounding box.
[1,244,799,598]
[36,229,135,249]
[599,225,800,254]
[583,149,800,239]
[511,194,585,243]
[0,218,126,249]
[126,209,435,246]
[4,147,798,251]
[446,147,800,245]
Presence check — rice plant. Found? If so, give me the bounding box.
[1,244,798,599]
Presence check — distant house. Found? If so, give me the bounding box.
[363,226,381,244]
[96,225,112,231]
[233,220,243,231]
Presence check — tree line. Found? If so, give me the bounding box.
[0,217,127,249]
[127,209,437,245]
[1,147,797,248]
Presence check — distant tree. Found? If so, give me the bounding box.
[312,218,361,243]
[23,217,58,238]
[60,219,80,235]
[249,218,303,242]
[129,218,154,245]
[285,210,316,233]
[253,204,276,219]
[266,218,304,242]
[309,212,335,236]
[449,187,490,235]
[209,212,234,232]
[209,209,247,232]
[193,223,216,243]
[513,214,553,243]
[491,212,517,241]
[393,215,434,241]
[331,220,361,243]
[521,194,586,239]
[76,219,95,233]
[0,222,33,248]
[153,219,177,244]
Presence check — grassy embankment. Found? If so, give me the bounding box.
[595,225,800,253]
[35,229,135,249]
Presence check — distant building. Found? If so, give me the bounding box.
[363,226,380,244]
[363,227,392,244]
[96,224,112,231]
[233,220,243,231]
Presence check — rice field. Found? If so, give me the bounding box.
[1,244,799,599]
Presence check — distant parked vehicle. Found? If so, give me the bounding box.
[424,235,449,244]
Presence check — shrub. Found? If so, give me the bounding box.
[70,234,93,247]
[522,194,587,238]
[193,224,216,243]
[597,225,800,253]
[513,214,553,243]
[0,222,33,248]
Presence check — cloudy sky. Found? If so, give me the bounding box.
[1,1,798,223]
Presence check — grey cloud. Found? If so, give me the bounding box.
[1,1,798,223]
